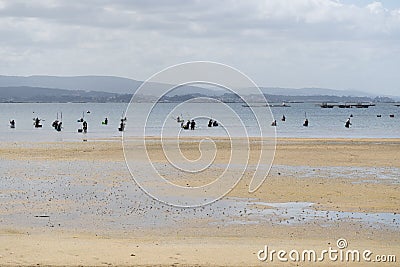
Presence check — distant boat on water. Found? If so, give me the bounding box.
[320,102,334,108]
[267,102,291,107]
[338,103,351,108]
[242,102,291,108]
[354,102,375,108]
[320,102,375,108]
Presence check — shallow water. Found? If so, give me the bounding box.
[0,102,399,141]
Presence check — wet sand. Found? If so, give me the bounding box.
[0,138,399,266]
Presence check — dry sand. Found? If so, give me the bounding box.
[0,138,399,266]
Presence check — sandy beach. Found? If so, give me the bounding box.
[0,138,399,266]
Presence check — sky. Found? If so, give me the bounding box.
[0,0,399,96]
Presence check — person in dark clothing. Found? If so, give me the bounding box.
[212,120,218,127]
[34,117,42,128]
[190,119,196,130]
[208,119,213,127]
[83,121,88,133]
[345,118,351,128]
[303,118,309,127]
[52,120,59,129]
[118,119,125,132]
[271,120,277,126]
[56,122,62,132]
[10,120,15,128]
[282,115,286,121]
[183,120,190,130]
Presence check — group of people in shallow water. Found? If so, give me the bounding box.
[51,119,62,132]
[272,115,351,128]
[181,119,196,130]
[5,112,366,133]
[208,119,219,127]
[177,116,219,130]
[8,115,127,134]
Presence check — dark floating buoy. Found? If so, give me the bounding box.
[350,114,353,118]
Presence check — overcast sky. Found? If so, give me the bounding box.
[0,0,399,95]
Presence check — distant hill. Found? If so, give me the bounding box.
[0,75,397,102]
[0,75,222,96]
[0,75,140,94]
[0,86,128,103]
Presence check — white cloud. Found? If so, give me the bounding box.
[0,0,399,95]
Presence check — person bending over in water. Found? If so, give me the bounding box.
[303,118,309,127]
[345,118,352,128]
[212,120,218,127]
[177,116,184,123]
[56,122,62,132]
[34,117,42,128]
[182,120,190,130]
[271,120,277,126]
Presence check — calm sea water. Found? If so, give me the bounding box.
[0,102,399,142]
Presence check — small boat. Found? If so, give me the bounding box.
[320,102,334,108]
[354,102,375,108]
[338,103,351,108]
[242,104,265,108]
[267,103,291,107]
